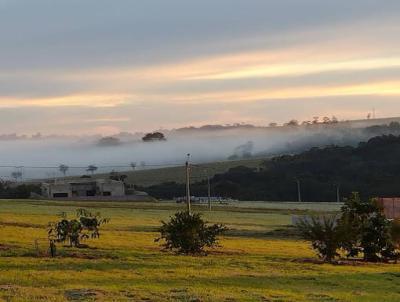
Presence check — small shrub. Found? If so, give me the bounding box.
[296,215,342,262]
[48,209,109,248]
[298,193,400,263]
[156,211,226,254]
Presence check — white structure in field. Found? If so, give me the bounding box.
[42,179,125,199]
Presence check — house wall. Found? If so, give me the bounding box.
[70,182,97,197]
[42,180,126,199]
[99,182,125,196]
[48,184,72,198]
[377,198,400,219]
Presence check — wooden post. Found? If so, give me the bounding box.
[186,154,191,213]
[296,178,302,202]
[207,173,211,211]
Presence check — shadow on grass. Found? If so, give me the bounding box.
[114,225,159,232]
[225,225,300,239]
[0,221,44,229]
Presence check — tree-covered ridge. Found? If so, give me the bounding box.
[143,135,400,202]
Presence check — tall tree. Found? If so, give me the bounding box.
[11,171,22,182]
[59,164,69,176]
[86,165,98,175]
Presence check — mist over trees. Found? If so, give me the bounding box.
[142,134,400,202]
[0,120,400,180]
[142,132,166,142]
[97,136,122,147]
[0,181,41,198]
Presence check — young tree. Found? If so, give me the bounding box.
[285,119,299,127]
[301,121,312,126]
[59,164,69,176]
[48,209,109,248]
[86,165,98,175]
[296,215,342,262]
[11,171,22,182]
[339,192,398,262]
[156,211,226,255]
[331,116,339,123]
[109,171,128,183]
[322,117,331,124]
[142,132,166,142]
[297,193,399,262]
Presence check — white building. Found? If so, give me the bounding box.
[42,178,125,199]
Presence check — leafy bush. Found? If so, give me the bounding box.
[296,215,342,262]
[142,132,166,142]
[297,193,400,262]
[48,209,109,248]
[156,211,226,254]
[0,181,41,199]
[339,193,398,262]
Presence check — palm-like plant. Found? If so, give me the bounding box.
[296,215,342,262]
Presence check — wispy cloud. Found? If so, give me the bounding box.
[0,1,400,133]
[0,94,131,108]
[186,57,400,81]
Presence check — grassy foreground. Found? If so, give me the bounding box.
[0,200,399,302]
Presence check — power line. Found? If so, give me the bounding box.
[0,163,186,169]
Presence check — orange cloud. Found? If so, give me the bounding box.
[0,94,131,108]
[143,81,400,104]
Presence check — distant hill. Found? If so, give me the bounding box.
[142,134,400,202]
[172,117,400,133]
[31,117,400,184]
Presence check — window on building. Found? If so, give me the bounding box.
[53,193,69,198]
[86,190,96,196]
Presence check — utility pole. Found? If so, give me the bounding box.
[336,183,341,203]
[186,154,191,214]
[295,178,302,202]
[207,171,211,211]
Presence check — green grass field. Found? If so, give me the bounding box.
[0,200,399,302]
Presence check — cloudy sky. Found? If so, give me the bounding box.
[1,0,400,135]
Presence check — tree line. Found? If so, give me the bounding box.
[142,134,400,202]
[0,181,41,199]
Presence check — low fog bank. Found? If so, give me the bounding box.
[1,120,400,180]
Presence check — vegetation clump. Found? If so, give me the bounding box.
[144,134,400,201]
[0,180,41,199]
[296,192,399,263]
[339,193,398,262]
[296,215,342,262]
[48,209,109,249]
[142,132,166,142]
[97,136,122,147]
[156,211,226,255]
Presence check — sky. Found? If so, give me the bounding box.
[1,0,400,135]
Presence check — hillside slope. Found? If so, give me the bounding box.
[142,135,400,202]
[91,158,265,186]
